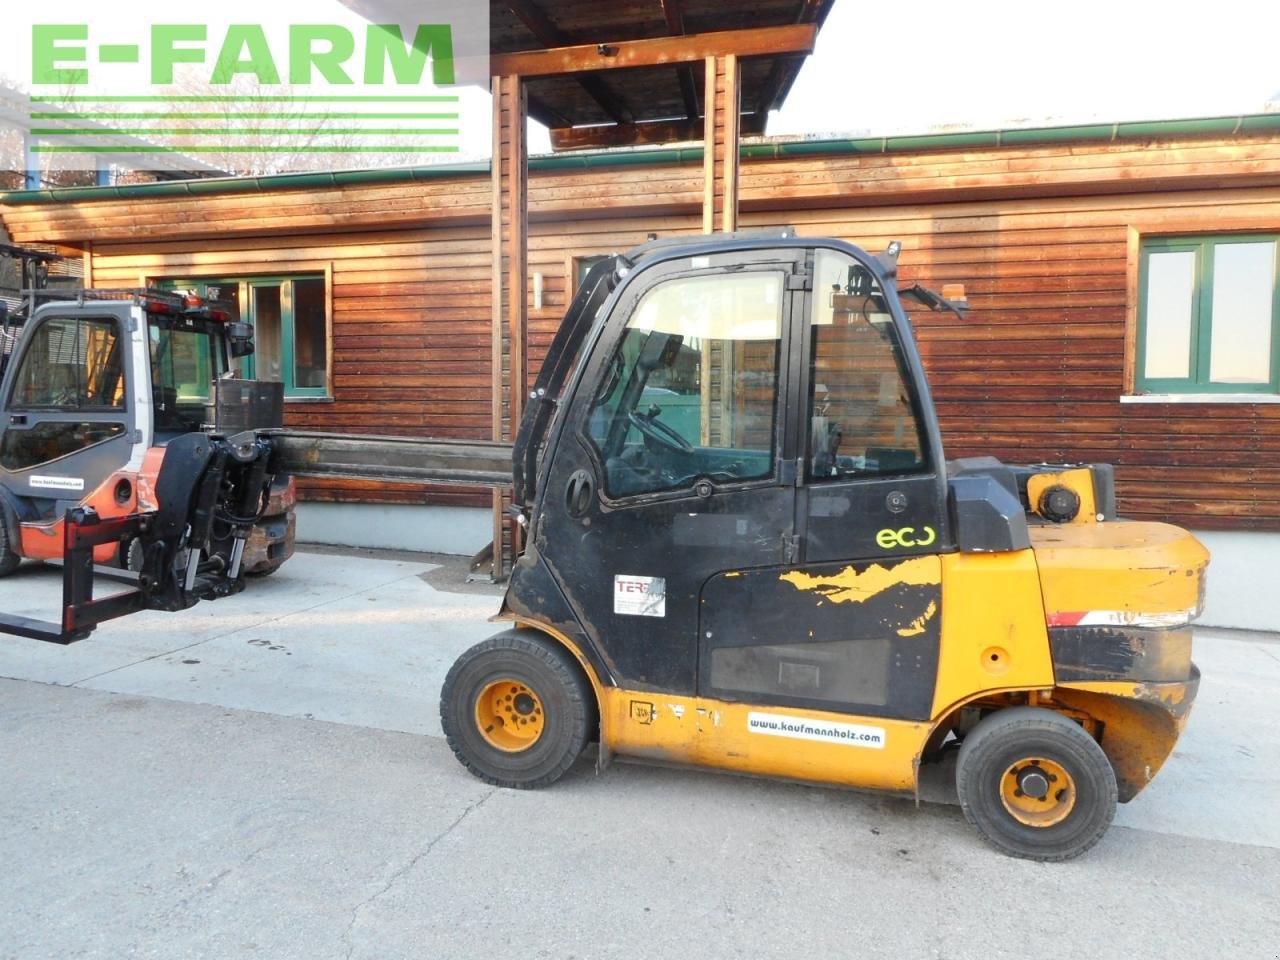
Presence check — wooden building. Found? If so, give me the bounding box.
[3,113,1280,625]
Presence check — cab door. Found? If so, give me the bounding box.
[0,310,136,531]
[534,248,805,694]
[697,247,951,722]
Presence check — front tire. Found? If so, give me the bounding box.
[440,630,593,789]
[0,522,20,577]
[956,706,1117,861]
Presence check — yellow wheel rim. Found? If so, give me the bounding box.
[999,757,1076,828]
[474,679,545,753]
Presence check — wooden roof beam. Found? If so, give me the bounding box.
[504,0,634,124]
[490,23,819,78]
[548,111,766,152]
[660,0,701,121]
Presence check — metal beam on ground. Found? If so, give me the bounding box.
[266,432,514,488]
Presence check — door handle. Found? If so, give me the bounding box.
[9,415,26,426]
[565,470,594,518]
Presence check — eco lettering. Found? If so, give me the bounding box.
[876,525,937,550]
[31,23,456,86]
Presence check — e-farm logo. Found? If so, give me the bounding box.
[22,17,467,172]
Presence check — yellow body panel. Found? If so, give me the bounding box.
[503,522,1202,800]
[601,687,929,793]
[932,549,1055,717]
[1031,521,1209,621]
[508,617,932,792]
[1026,468,1098,524]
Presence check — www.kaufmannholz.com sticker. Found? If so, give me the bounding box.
[747,711,885,748]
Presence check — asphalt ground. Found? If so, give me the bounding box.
[1,549,1277,960]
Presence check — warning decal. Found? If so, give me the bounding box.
[614,575,666,617]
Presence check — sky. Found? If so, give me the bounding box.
[2,0,1278,167]
[764,0,1280,139]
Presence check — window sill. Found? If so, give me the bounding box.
[283,395,335,404]
[1120,393,1280,405]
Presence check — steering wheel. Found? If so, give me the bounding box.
[628,407,694,453]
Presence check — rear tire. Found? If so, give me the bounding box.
[956,706,1117,861]
[440,630,593,789]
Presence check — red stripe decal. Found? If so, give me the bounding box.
[1046,611,1087,627]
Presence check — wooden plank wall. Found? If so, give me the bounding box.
[3,131,1280,528]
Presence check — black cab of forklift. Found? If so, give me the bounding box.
[506,231,954,705]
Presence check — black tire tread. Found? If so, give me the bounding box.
[440,629,593,790]
[956,706,1117,862]
[0,521,20,577]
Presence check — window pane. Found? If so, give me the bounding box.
[807,251,926,479]
[10,317,124,410]
[587,271,783,498]
[0,421,125,471]
[1143,250,1197,380]
[149,320,224,433]
[253,285,283,382]
[292,279,328,390]
[1209,241,1276,384]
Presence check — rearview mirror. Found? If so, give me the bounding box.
[227,322,255,358]
[637,332,684,372]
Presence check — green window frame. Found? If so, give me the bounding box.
[1136,234,1280,395]
[160,276,330,399]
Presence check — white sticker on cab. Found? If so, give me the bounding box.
[614,575,666,617]
[30,475,86,492]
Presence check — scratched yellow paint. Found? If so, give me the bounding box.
[896,599,938,637]
[779,555,940,604]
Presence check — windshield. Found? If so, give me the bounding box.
[148,317,226,433]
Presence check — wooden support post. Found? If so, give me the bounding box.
[491,73,529,578]
[702,54,741,234]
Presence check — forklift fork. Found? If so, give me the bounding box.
[0,510,147,644]
[0,432,276,645]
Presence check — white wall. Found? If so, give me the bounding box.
[295,503,491,557]
[1192,530,1280,633]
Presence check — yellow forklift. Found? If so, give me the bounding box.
[0,233,1207,860]
[437,233,1207,861]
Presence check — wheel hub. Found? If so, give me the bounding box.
[474,679,545,753]
[1000,757,1076,828]
[1017,767,1051,800]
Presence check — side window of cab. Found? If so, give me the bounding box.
[1,316,128,473]
[9,316,125,411]
[806,250,929,481]
[584,270,785,499]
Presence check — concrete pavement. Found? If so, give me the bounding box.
[1,549,1278,959]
